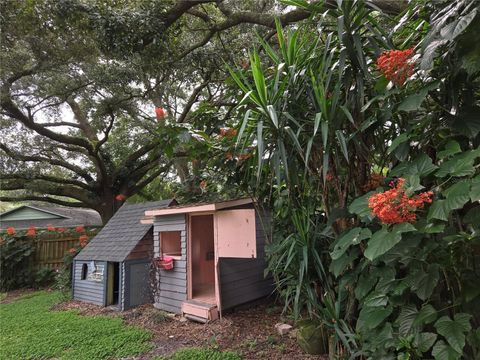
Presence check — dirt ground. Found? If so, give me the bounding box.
[53,298,327,359]
[0,288,40,304]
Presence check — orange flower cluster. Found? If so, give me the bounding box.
[219,128,237,139]
[368,178,433,224]
[237,153,252,161]
[75,225,85,233]
[377,49,415,86]
[155,107,166,121]
[115,194,126,201]
[79,235,88,248]
[68,247,77,254]
[26,226,36,237]
[47,224,56,231]
[362,173,385,192]
[225,152,252,162]
[7,227,16,235]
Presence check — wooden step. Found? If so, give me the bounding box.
[182,300,219,323]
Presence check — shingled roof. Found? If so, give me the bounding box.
[75,200,173,262]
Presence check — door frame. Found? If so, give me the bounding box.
[186,212,221,310]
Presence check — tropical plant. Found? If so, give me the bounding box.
[227,0,480,358]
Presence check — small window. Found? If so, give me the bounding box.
[81,263,88,280]
[160,231,181,259]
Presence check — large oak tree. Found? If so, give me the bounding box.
[0,0,406,222]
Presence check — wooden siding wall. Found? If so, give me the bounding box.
[73,260,106,305]
[219,211,273,310]
[126,229,153,260]
[153,214,187,313]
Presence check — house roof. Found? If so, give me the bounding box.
[0,205,102,230]
[142,198,254,221]
[75,200,173,262]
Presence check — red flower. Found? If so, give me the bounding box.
[79,235,89,248]
[68,247,77,254]
[115,194,126,201]
[26,226,36,237]
[6,227,16,235]
[57,227,67,233]
[368,178,433,224]
[377,49,415,86]
[155,107,166,121]
[219,128,237,139]
[75,225,85,233]
[237,153,253,161]
[47,225,56,231]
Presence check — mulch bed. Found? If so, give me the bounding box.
[53,299,327,359]
[0,288,42,304]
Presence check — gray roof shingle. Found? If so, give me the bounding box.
[75,200,172,262]
[0,205,102,230]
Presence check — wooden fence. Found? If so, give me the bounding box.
[31,230,100,270]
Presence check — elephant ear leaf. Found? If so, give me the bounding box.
[432,340,462,360]
[434,314,472,354]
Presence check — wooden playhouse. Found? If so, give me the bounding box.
[72,200,174,310]
[143,198,273,322]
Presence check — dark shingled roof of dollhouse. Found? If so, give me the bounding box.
[75,200,173,262]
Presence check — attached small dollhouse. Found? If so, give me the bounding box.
[143,198,273,322]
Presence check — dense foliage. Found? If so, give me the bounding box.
[0,226,97,291]
[226,0,480,358]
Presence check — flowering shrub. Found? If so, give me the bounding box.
[368,178,433,224]
[26,226,36,237]
[377,48,415,86]
[1,226,97,291]
[219,127,237,139]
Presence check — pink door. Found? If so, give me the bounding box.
[215,209,256,258]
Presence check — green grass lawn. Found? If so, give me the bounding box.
[0,291,152,360]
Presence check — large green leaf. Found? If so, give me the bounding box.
[390,154,438,177]
[356,305,392,332]
[437,140,461,159]
[388,133,409,154]
[364,223,416,261]
[396,304,418,336]
[436,149,480,177]
[470,176,480,202]
[414,332,438,353]
[427,200,449,221]
[398,89,429,112]
[432,340,462,360]
[331,228,371,260]
[434,314,472,354]
[329,251,357,277]
[414,304,438,326]
[349,191,378,218]
[363,291,388,307]
[443,181,471,210]
[411,264,440,301]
